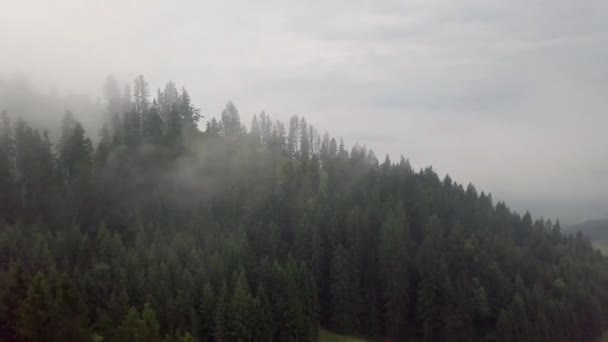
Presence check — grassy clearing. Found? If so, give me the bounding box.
[319,329,368,342]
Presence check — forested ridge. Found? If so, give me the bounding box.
[0,76,607,342]
[567,219,608,253]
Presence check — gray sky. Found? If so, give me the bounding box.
[1,0,607,224]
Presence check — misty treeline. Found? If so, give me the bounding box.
[0,74,103,140]
[0,75,607,342]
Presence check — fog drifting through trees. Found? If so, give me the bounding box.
[0,76,607,341]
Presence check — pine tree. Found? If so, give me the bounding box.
[284,259,307,340]
[18,272,53,341]
[95,123,112,167]
[229,270,254,341]
[338,139,348,159]
[160,81,180,121]
[269,120,286,154]
[58,113,93,183]
[18,270,89,342]
[299,117,310,160]
[416,217,451,341]
[378,207,409,337]
[0,262,27,340]
[496,309,514,342]
[96,287,129,340]
[164,103,183,145]
[205,117,221,137]
[320,132,330,163]
[123,109,141,146]
[508,293,531,339]
[287,115,300,158]
[250,114,262,146]
[121,84,133,114]
[116,307,142,342]
[198,281,215,341]
[133,75,150,119]
[258,111,272,146]
[142,101,164,144]
[115,304,162,342]
[141,303,163,342]
[214,282,228,342]
[254,284,273,341]
[220,101,242,137]
[0,111,16,220]
[178,87,201,131]
[417,256,451,342]
[328,138,338,159]
[330,244,359,333]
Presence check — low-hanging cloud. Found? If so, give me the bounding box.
[1,0,607,224]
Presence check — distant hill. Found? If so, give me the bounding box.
[567,219,608,252]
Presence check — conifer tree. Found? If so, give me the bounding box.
[287,115,299,158]
[0,262,27,340]
[178,88,201,131]
[214,282,228,342]
[220,101,242,137]
[330,245,359,333]
[133,75,150,119]
[250,114,262,146]
[229,270,254,340]
[378,207,409,337]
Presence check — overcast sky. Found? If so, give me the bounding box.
[1,0,607,224]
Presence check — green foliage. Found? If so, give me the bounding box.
[330,245,360,333]
[228,270,255,341]
[115,304,162,342]
[18,269,90,341]
[318,329,367,342]
[0,77,607,341]
[0,262,27,340]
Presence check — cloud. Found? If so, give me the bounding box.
[1,0,607,223]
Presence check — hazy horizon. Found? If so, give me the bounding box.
[2,0,608,225]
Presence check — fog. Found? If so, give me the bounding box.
[2,0,608,224]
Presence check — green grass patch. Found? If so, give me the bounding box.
[319,329,367,342]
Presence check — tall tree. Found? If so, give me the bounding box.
[229,270,254,340]
[0,111,16,220]
[330,245,359,333]
[58,112,93,183]
[0,263,27,340]
[250,114,262,146]
[287,115,299,158]
[220,101,242,137]
[142,100,164,144]
[178,87,201,132]
[299,117,310,161]
[18,270,89,342]
[133,75,150,119]
[378,207,409,337]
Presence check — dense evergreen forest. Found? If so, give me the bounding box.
[1,75,607,342]
[567,219,608,254]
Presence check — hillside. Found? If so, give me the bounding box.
[567,219,608,253]
[1,76,607,341]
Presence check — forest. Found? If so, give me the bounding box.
[0,75,607,342]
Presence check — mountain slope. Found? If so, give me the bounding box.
[567,219,608,252]
[1,76,608,341]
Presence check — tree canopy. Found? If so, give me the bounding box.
[0,75,607,341]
